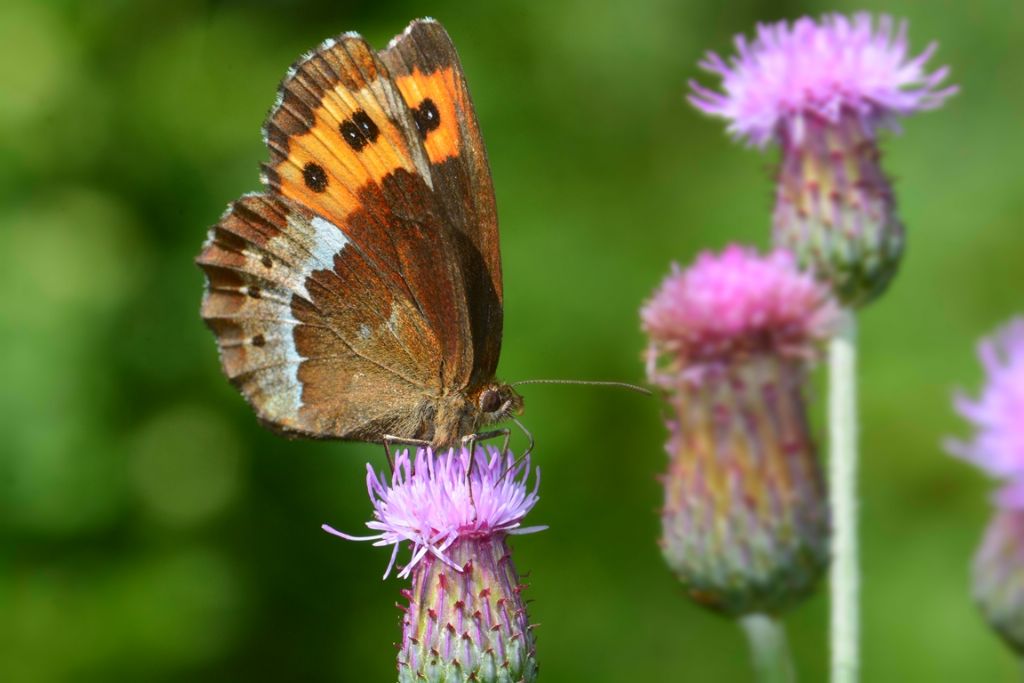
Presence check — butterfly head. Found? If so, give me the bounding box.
[475,382,524,426]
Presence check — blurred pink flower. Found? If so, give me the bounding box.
[642,245,835,615]
[948,319,1024,509]
[642,244,838,378]
[689,13,957,147]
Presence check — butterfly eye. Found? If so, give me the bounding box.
[479,388,502,414]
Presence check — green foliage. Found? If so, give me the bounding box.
[2,0,1021,680]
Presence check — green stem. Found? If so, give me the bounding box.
[740,614,796,683]
[829,309,859,683]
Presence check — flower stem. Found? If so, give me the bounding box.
[740,614,796,683]
[829,309,859,683]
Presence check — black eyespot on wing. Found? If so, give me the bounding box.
[252,334,266,347]
[412,98,440,139]
[302,162,328,192]
[339,119,367,151]
[339,110,379,152]
[352,110,379,143]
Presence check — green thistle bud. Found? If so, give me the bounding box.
[772,113,903,307]
[658,356,829,616]
[398,536,538,683]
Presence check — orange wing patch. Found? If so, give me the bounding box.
[262,35,431,229]
[395,67,463,164]
[272,100,415,219]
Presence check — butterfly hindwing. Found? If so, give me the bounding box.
[198,193,436,440]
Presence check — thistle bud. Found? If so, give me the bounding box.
[772,112,902,305]
[642,245,837,615]
[399,536,536,682]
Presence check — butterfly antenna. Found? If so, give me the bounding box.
[511,379,652,396]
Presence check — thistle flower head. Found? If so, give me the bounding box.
[689,13,957,146]
[948,319,1024,509]
[642,245,838,376]
[323,446,544,579]
[642,248,831,615]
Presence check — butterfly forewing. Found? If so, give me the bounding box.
[267,31,490,387]
[382,21,504,387]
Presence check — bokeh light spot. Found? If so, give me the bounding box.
[131,405,243,527]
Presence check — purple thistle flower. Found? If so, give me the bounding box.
[689,14,956,147]
[947,318,1024,508]
[689,14,956,307]
[948,319,1024,655]
[642,246,835,615]
[324,446,542,682]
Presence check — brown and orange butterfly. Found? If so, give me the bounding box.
[197,19,523,450]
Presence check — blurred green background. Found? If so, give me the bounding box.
[2,0,1022,680]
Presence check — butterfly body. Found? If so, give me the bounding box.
[197,19,520,449]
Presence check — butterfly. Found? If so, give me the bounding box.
[196,18,523,450]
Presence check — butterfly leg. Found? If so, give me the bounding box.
[458,429,513,510]
[458,433,481,503]
[460,428,512,479]
[494,428,534,485]
[461,429,512,455]
[495,416,536,483]
[382,435,431,474]
[456,430,503,514]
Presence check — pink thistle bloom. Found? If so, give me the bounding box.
[689,14,956,307]
[325,446,542,681]
[689,13,957,147]
[947,319,1024,510]
[642,244,839,378]
[642,246,836,615]
[323,446,544,580]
